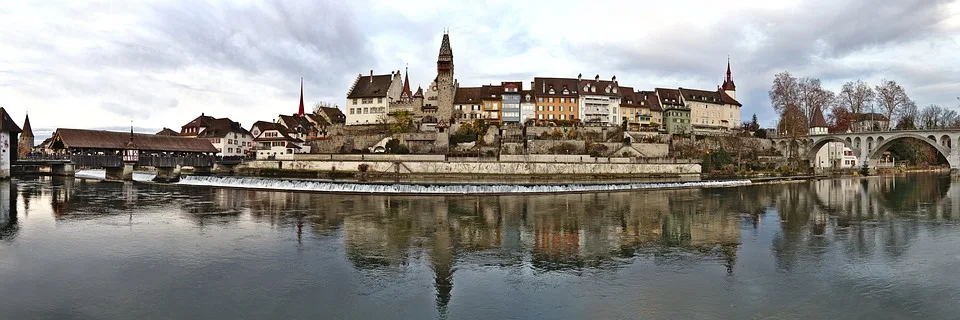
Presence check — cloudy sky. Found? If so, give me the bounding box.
[1,0,958,138]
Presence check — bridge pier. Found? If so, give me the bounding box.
[104,163,134,181]
[153,166,180,183]
[50,163,75,177]
[213,163,236,174]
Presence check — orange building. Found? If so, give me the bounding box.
[532,77,579,122]
[480,84,503,122]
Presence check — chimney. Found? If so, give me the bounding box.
[542,81,545,93]
[612,75,617,83]
[369,70,373,83]
[578,73,582,81]
[594,74,599,81]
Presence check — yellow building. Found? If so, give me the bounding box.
[480,84,502,122]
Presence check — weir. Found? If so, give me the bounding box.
[176,175,752,194]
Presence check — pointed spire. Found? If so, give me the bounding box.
[21,114,32,137]
[721,56,736,91]
[726,56,732,82]
[298,77,305,116]
[401,66,412,98]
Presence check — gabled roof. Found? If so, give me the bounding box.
[521,90,535,102]
[719,90,741,106]
[250,121,302,142]
[316,107,346,124]
[413,86,424,98]
[0,108,22,134]
[533,77,579,97]
[502,81,522,93]
[454,87,483,104]
[181,114,249,138]
[347,74,394,98]
[156,128,179,136]
[52,128,218,153]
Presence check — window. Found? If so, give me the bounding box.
[591,87,596,93]
[352,99,357,105]
[583,85,589,91]
[549,97,554,103]
[378,97,383,103]
[558,106,564,112]
[349,108,355,114]
[560,98,565,103]
[548,114,554,120]
[572,98,576,104]
[560,114,566,120]
[538,97,544,102]
[548,88,555,94]
[549,106,554,111]
[228,148,233,153]
[563,89,569,94]
[538,106,544,111]
[363,107,369,113]
[538,114,544,119]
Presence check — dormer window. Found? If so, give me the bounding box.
[525,94,531,101]
[613,87,618,93]
[591,87,596,93]
[583,85,589,91]
[605,87,610,93]
[563,89,569,94]
[549,88,555,94]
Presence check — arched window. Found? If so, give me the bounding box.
[549,88,555,94]
[591,87,596,93]
[563,89,569,94]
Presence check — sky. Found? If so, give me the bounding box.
[1,0,959,139]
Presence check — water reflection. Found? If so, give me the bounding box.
[4,174,959,319]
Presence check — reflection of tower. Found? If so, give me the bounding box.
[0,180,18,239]
[431,203,453,318]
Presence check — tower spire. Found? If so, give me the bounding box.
[402,65,412,99]
[298,77,305,116]
[721,56,736,92]
[726,56,732,82]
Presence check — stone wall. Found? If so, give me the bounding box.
[244,159,700,175]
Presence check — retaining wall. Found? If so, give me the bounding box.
[245,160,700,175]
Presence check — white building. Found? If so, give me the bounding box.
[250,121,304,159]
[678,88,742,135]
[345,70,403,125]
[578,75,621,126]
[814,143,858,168]
[179,114,253,157]
[520,90,536,123]
[453,86,483,122]
[0,108,22,179]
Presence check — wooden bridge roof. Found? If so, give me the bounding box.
[52,128,218,153]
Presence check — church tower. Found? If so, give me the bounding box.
[18,114,33,156]
[721,57,736,99]
[435,31,455,122]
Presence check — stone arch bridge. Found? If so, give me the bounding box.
[772,130,960,170]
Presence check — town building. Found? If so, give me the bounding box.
[480,84,503,122]
[638,90,664,130]
[520,90,536,123]
[453,86,483,122]
[532,77,579,122]
[809,106,829,135]
[315,106,346,125]
[179,114,253,157]
[678,87,740,135]
[250,121,303,159]
[578,74,621,126]
[656,88,689,135]
[501,82,522,123]
[345,70,403,125]
[0,108,22,179]
[851,113,889,132]
[18,114,33,156]
[814,143,858,168]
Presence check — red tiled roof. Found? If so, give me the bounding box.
[454,87,483,104]
[810,106,828,128]
[0,108,22,134]
[481,85,503,100]
[655,88,684,107]
[53,128,218,153]
[579,78,621,97]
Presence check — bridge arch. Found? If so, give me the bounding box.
[869,133,953,167]
[940,135,951,148]
[866,137,875,151]
[928,135,936,141]
[808,136,857,166]
[854,137,861,149]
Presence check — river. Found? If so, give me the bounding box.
[0,174,958,319]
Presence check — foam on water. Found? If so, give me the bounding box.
[176,175,752,194]
[75,169,157,182]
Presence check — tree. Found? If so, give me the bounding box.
[874,80,911,130]
[388,110,415,134]
[828,104,853,133]
[798,77,835,121]
[777,104,808,167]
[918,104,955,129]
[838,80,874,115]
[894,100,918,130]
[769,72,801,115]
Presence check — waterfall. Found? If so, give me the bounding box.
[176,175,752,194]
[75,169,157,182]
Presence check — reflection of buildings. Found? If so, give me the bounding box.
[0,180,18,240]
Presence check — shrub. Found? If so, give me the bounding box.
[358,164,370,172]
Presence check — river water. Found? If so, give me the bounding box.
[1,174,959,319]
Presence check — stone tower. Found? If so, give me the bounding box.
[721,57,736,99]
[436,31,455,123]
[18,114,33,156]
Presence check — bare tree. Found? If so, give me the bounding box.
[895,100,918,130]
[917,104,960,129]
[777,104,809,167]
[874,80,911,130]
[838,80,874,115]
[769,72,800,115]
[798,77,835,121]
